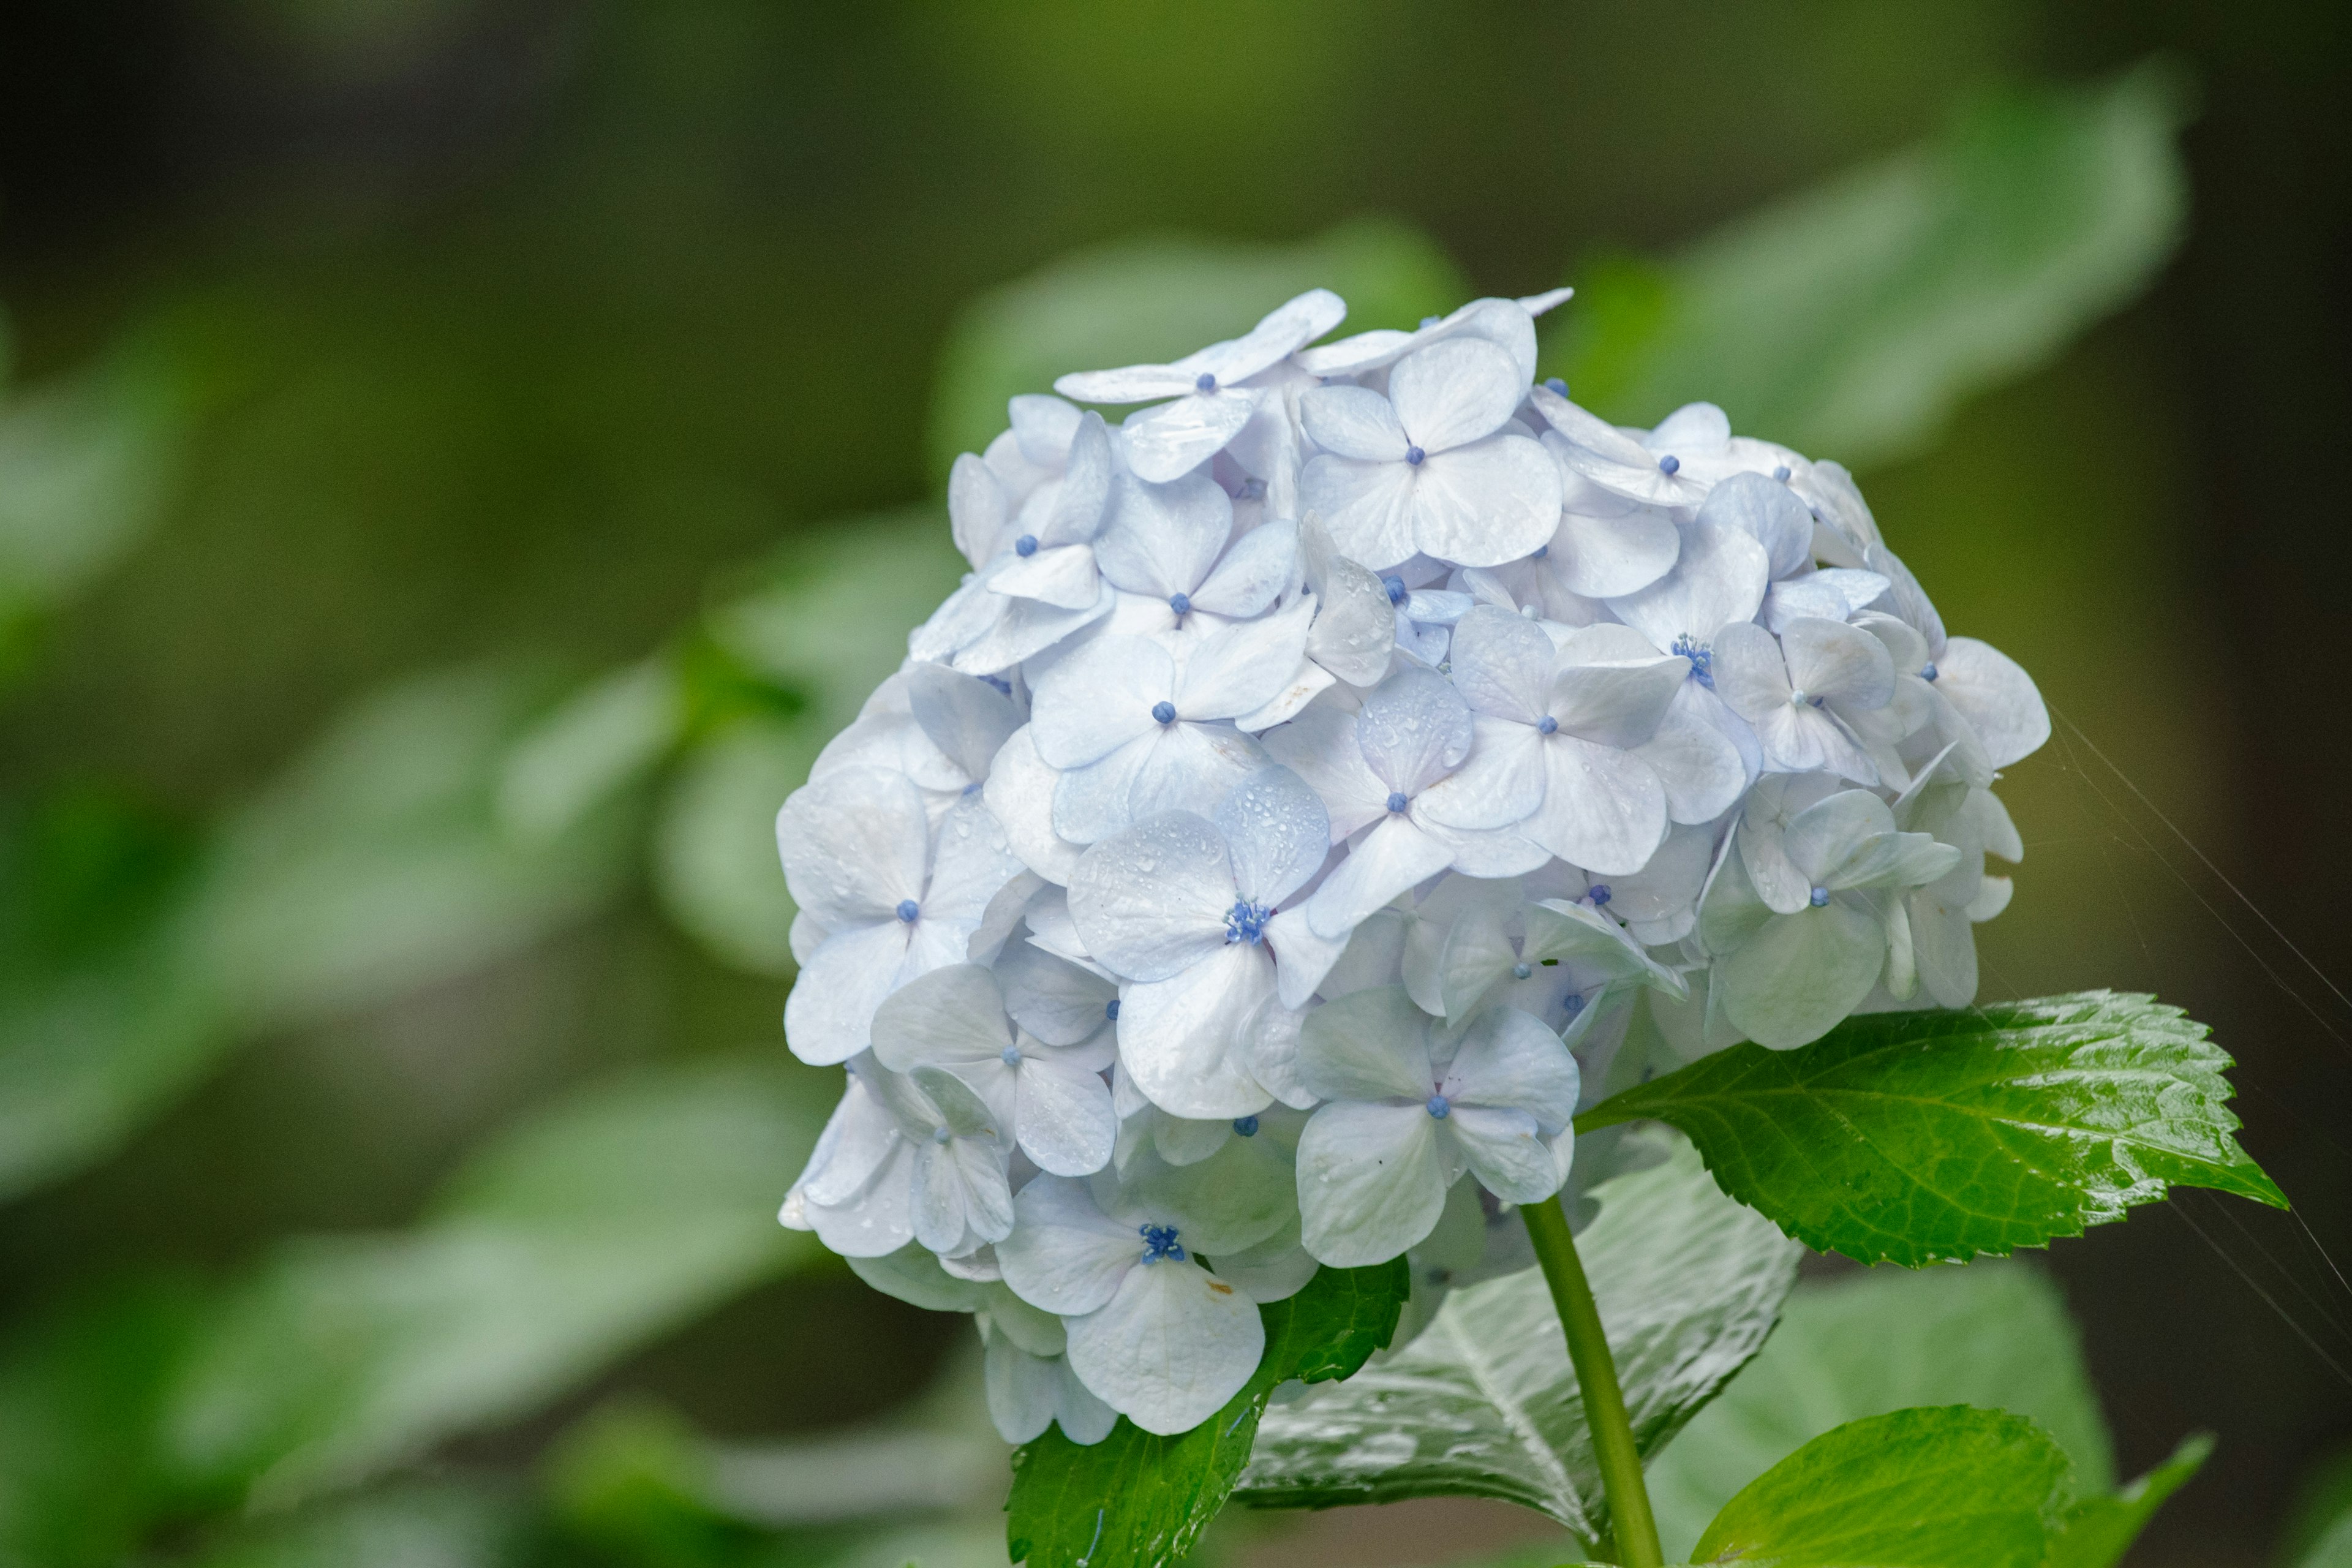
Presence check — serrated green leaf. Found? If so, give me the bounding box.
[2040,1433,2209,1568]
[1647,1262,2113,1561]
[1554,61,2190,468]
[928,220,1466,483]
[1581,992,2284,1268]
[1235,1133,1799,1542]
[1691,1406,2070,1568]
[1004,1258,1409,1568]
[158,1054,830,1510]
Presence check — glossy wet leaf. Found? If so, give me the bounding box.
[1236,1133,1799,1541]
[1556,62,2190,468]
[1005,1259,1409,1568]
[1581,992,2284,1267]
[1691,1406,2070,1568]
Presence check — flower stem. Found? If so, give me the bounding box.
[1521,1196,1664,1568]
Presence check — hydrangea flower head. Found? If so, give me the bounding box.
[776,284,2048,1442]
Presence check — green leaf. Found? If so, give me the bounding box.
[1646,1262,2113,1560]
[1005,1258,1410,1568]
[0,1283,208,1568]
[1235,1133,1800,1541]
[497,657,688,843]
[186,662,639,1033]
[654,718,826,975]
[1580,991,2285,1267]
[0,341,188,652]
[2301,1512,2352,1568]
[706,507,966,737]
[928,219,1468,483]
[1691,1406,2070,1568]
[158,1053,831,1509]
[178,1483,527,1568]
[1555,62,2191,468]
[2040,1433,2210,1568]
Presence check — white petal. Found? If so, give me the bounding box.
[1605,522,1770,657]
[1067,810,1236,981]
[1177,598,1315,720]
[1389,337,1523,453]
[1017,1059,1119,1177]
[1551,503,1681,598]
[1634,712,1746,824]
[786,921,913,1065]
[1296,984,1435,1102]
[1191,518,1298,619]
[921,795,1028,929]
[997,1174,1139,1314]
[1055,364,1195,403]
[1260,701,1389,838]
[1420,818,1550,879]
[1299,384,1409,461]
[984,1334,1057,1444]
[1414,717,1545,832]
[1933,637,2050,769]
[949,586,1115,676]
[1300,454,1417,570]
[1442,1107,1560,1202]
[1097,468,1233,598]
[1412,435,1562,567]
[1191,287,1349,383]
[1215,763,1332,908]
[1297,517,1401,684]
[1303,816,1455,940]
[1010,393,1082,464]
[1121,393,1259,484]
[1709,620,1792,720]
[1049,731,1163,846]
[871,962,1012,1076]
[1297,1101,1446,1266]
[1782,617,1894,709]
[778,767,929,926]
[1447,605,1553,724]
[1532,736,1667,878]
[986,726,1083,885]
[1043,413,1115,544]
[1442,1005,1583,1127]
[1646,401,1732,456]
[1066,1256,1265,1434]
[848,1241,990,1313]
[1782,789,1897,884]
[1118,943,1279,1120]
[1124,722,1266,826]
[1031,637,1173,768]
[1055,1359,1120,1444]
[1910,893,1980,1009]
[1207,1220,1320,1305]
[949,453,1016,569]
[1695,470,1812,579]
[987,543,1102,610]
[1548,654,1687,748]
[1717,904,1887,1049]
[797,1074,904,1207]
[1355,668,1474,796]
[1266,904,1351,1011]
[1237,655,1337,734]
[998,940,1120,1045]
[805,1140,916,1257]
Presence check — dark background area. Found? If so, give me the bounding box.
[1,2,2348,1563]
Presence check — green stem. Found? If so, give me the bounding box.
[1522,1196,1665,1568]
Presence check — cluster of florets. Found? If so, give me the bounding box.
[775,287,2048,1443]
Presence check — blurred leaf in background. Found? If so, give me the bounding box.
[1553,62,2192,466]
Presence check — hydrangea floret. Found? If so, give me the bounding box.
[776,284,2048,1443]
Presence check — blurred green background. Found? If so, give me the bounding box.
[1,2,2349,1566]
